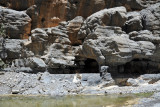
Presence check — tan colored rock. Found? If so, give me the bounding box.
[26,0,67,29]
[0,0,35,10]
[67,16,84,45]
[1,0,160,29]
[0,6,31,39]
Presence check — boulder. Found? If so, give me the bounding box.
[140,3,160,36]
[4,39,25,59]
[42,43,77,69]
[11,57,46,72]
[67,16,84,45]
[124,11,143,33]
[0,6,31,39]
[78,6,127,40]
[67,0,107,20]
[27,22,71,55]
[27,57,47,71]
[78,26,157,67]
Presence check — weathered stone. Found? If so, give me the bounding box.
[129,30,160,44]
[78,6,127,40]
[27,57,46,71]
[4,39,25,59]
[140,3,160,36]
[26,0,68,28]
[1,0,159,29]
[67,16,84,45]
[67,0,107,20]
[42,43,76,69]
[0,58,4,69]
[11,57,46,72]
[124,11,143,33]
[0,6,31,39]
[27,24,71,55]
[126,78,146,86]
[0,0,35,11]
[78,26,157,68]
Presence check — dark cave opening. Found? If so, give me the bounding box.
[109,59,160,78]
[82,58,99,73]
[108,59,160,86]
[47,58,100,74]
[41,18,45,23]
[122,59,159,75]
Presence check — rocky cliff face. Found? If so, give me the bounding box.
[0,0,160,75]
[1,0,159,29]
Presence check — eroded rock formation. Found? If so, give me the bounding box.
[0,1,160,76]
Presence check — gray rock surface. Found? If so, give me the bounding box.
[78,6,127,40]
[79,25,156,66]
[134,92,160,107]
[4,39,25,59]
[125,11,143,33]
[0,0,160,97]
[140,3,160,36]
[0,6,31,39]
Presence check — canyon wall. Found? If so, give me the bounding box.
[0,0,160,74]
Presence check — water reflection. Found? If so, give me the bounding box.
[0,94,152,107]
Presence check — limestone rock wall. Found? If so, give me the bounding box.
[1,0,159,29]
[0,1,160,74]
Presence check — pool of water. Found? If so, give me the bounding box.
[0,93,152,107]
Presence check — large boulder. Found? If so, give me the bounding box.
[27,22,71,55]
[78,6,127,40]
[11,57,46,72]
[4,39,25,59]
[78,26,157,66]
[67,16,84,45]
[0,6,31,39]
[140,3,160,36]
[42,43,77,69]
[67,0,107,20]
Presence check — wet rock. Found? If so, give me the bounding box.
[0,6,31,39]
